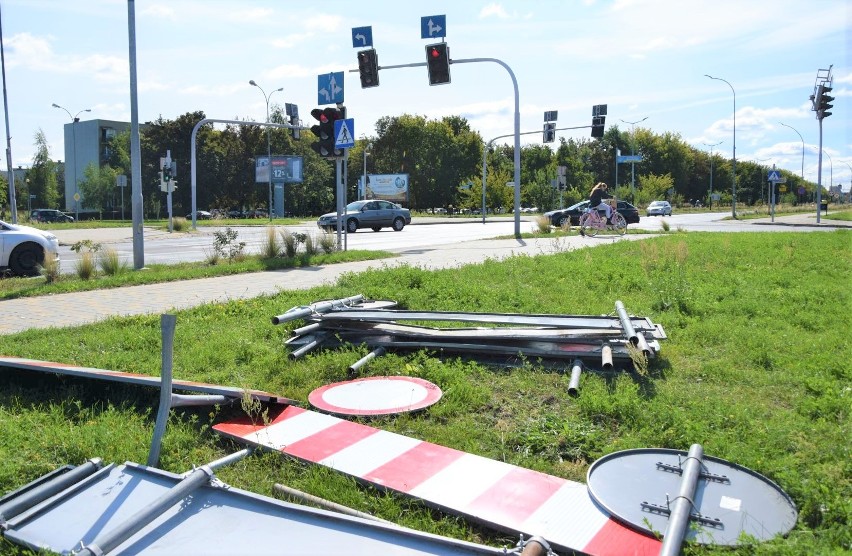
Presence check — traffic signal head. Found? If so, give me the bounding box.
[358,49,379,89]
[310,107,343,158]
[591,116,605,138]
[426,43,450,85]
[543,122,556,143]
[287,103,300,139]
[818,85,834,119]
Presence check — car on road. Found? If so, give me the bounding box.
[186,210,213,220]
[30,209,74,223]
[0,219,60,277]
[646,200,673,217]
[544,200,640,227]
[317,200,411,233]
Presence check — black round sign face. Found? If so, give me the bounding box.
[586,448,797,546]
[309,376,442,417]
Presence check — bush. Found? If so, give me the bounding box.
[98,247,129,276]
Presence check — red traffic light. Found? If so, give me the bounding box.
[425,42,450,86]
[311,108,329,123]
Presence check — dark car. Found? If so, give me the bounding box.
[30,209,74,223]
[317,200,411,233]
[186,210,213,220]
[544,200,640,227]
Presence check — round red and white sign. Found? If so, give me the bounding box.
[308,376,442,416]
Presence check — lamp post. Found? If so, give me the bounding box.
[52,103,91,221]
[249,80,283,220]
[619,116,647,203]
[778,122,804,180]
[702,141,722,210]
[362,142,370,201]
[705,74,736,218]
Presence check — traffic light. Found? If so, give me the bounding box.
[310,107,344,158]
[591,104,607,138]
[286,103,300,140]
[817,84,834,119]
[357,49,379,88]
[426,42,450,85]
[543,122,556,143]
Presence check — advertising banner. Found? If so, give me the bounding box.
[360,173,409,204]
[256,156,304,184]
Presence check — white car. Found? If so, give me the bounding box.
[646,200,673,217]
[0,219,60,277]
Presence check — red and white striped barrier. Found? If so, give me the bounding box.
[214,406,661,555]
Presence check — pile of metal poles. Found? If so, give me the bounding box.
[272,296,667,375]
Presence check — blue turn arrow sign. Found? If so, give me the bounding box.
[352,26,373,48]
[317,72,344,105]
[421,15,446,38]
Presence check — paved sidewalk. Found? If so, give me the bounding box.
[1,233,646,336]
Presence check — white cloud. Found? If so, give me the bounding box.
[479,3,510,19]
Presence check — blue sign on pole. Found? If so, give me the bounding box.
[352,26,373,48]
[334,118,355,149]
[617,155,643,164]
[317,72,344,105]
[767,170,781,182]
[420,15,446,39]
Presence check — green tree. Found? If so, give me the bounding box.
[29,129,60,209]
[79,162,120,213]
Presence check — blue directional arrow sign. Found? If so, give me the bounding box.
[317,72,344,105]
[421,15,446,39]
[352,26,373,48]
[767,169,781,182]
[334,118,355,149]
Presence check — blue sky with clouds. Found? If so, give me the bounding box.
[2,0,849,189]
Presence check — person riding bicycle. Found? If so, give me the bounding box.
[588,182,614,223]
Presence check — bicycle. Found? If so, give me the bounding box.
[578,201,627,237]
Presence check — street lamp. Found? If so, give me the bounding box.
[702,141,722,209]
[778,122,805,180]
[362,141,371,201]
[52,103,91,220]
[249,80,283,220]
[705,74,737,218]
[619,116,648,202]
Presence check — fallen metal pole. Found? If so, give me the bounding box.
[519,535,552,556]
[292,322,322,335]
[348,347,386,375]
[615,300,639,345]
[171,393,231,407]
[273,483,392,524]
[601,343,613,370]
[289,333,329,360]
[77,450,252,556]
[0,458,102,527]
[659,443,704,556]
[271,295,365,325]
[567,359,583,397]
[148,314,176,467]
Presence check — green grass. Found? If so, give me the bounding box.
[1,231,850,554]
[0,249,394,301]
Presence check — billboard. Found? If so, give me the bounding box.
[255,155,304,184]
[359,173,409,204]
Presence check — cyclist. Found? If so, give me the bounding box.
[588,182,614,223]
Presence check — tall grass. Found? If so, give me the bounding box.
[1,231,849,554]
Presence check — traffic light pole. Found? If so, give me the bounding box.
[189,118,301,230]
[482,125,592,223]
[349,56,523,237]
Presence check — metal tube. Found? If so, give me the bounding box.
[148,314,176,467]
[0,458,102,525]
[272,295,365,325]
[203,448,253,472]
[273,483,391,524]
[615,300,639,345]
[635,331,652,358]
[659,443,704,556]
[519,536,552,556]
[289,333,328,360]
[348,347,385,375]
[601,343,613,370]
[292,322,322,335]
[567,359,582,397]
[170,393,231,407]
[78,466,214,556]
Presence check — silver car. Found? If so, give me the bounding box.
[0,219,60,276]
[646,200,672,217]
[317,200,411,233]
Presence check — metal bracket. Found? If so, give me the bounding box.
[640,500,724,529]
[656,458,731,484]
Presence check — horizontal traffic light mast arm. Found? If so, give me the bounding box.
[487,124,593,145]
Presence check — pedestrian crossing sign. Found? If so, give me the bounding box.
[334,118,355,149]
[767,170,781,182]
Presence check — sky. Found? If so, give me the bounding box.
[1,0,850,190]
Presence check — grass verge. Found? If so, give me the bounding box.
[0,231,849,554]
